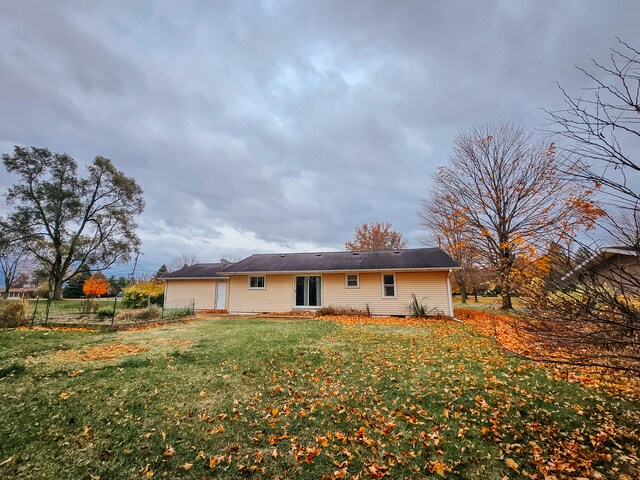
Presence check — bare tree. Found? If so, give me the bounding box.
[0,243,30,299]
[523,39,640,372]
[545,38,639,213]
[0,219,32,298]
[218,252,242,264]
[345,222,407,251]
[432,123,601,310]
[167,253,200,272]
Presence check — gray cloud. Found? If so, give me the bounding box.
[1,0,638,273]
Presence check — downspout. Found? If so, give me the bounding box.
[447,269,454,317]
[163,280,168,309]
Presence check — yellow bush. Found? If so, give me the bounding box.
[121,280,164,308]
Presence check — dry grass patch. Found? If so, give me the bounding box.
[55,344,148,362]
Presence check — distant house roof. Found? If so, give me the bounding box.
[161,263,230,280]
[222,248,458,274]
[562,245,639,281]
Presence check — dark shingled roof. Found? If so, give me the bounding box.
[161,263,230,279]
[222,248,458,274]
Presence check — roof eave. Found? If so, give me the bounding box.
[224,267,459,275]
[162,276,229,281]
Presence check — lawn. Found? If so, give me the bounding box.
[0,317,638,479]
[452,296,525,311]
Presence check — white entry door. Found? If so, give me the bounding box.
[215,282,227,309]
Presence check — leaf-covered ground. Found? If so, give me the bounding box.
[0,317,638,479]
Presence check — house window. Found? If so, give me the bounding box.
[295,276,321,307]
[382,274,396,298]
[345,274,359,288]
[248,276,265,289]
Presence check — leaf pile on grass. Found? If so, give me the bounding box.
[318,314,453,328]
[264,311,317,317]
[17,326,94,332]
[317,306,371,317]
[456,308,640,399]
[55,344,147,362]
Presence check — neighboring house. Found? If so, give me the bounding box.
[162,262,231,311]
[220,248,459,316]
[567,246,640,295]
[1,287,37,300]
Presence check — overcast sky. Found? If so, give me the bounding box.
[1,0,638,277]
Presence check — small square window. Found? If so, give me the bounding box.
[382,274,396,298]
[346,274,359,288]
[249,276,265,289]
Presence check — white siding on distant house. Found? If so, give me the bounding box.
[164,279,226,310]
[227,271,452,316]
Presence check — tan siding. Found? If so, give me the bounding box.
[228,271,452,316]
[323,271,451,316]
[228,275,294,313]
[164,279,221,310]
[593,255,640,296]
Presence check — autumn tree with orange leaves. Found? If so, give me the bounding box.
[83,275,110,297]
[420,192,478,304]
[345,222,407,251]
[426,123,603,310]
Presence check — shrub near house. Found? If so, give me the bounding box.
[122,280,164,308]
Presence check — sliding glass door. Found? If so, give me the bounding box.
[295,276,321,307]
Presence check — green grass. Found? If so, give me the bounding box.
[453,296,525,311]
[12,298,116,321]
[0,318,637,479]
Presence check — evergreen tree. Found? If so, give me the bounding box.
[63,265,90,298]
[108,275,129,294]
[155,264,168,279]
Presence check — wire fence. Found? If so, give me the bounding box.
[0,296,196,328]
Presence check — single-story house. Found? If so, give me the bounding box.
[219,248,459,316]
[162,262,230,310]
[565,246,640,296]
[1,287,37,300]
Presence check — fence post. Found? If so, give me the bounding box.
[31,297,39,327]
[192,298,195,316]
[147,294,151,308]
[111,294,118,327]
[44,297,52,326]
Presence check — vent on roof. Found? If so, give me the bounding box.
[280,254,286,257]
[315,253,322,256]
[352,252,359,255]
[394,251,400,254]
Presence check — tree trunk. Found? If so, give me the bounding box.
[473,287,478,303]
[500,291,513,310]
[499,264,513,309]
[499,249,514,310]
[459,284,467,304]
[455,272,468,304]
[53,279,64,300]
